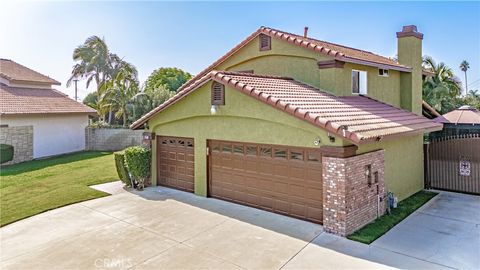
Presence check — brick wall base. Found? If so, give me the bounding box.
[322,149,386,236]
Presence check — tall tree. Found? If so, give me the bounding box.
[68,36,119,123]
[99,60,139,127]
[67,36,111,89]
[422,56,462,114]
[459,60,470,95]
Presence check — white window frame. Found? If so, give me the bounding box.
[352,69,367,95]
[378,68,389,77]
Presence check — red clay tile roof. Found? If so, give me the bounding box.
[171,26,411,104]
[0,59,60,85]
[131,71,442,144]
[261,27,410,71]
[0,83,96,115]
[435,106,480,125]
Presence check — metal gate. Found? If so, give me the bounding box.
[424,134,480,194]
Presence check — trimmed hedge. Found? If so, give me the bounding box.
[124,146,151,190]
[114,151,131,186]
[1,144,14,164]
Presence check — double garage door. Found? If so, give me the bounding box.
[157,137,323,224]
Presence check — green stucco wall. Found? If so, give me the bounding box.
[216,35,405,109]
[149,82,346,196]
[146,32,425,202]
[398,36,423,115]
[357,134,424,201]
[323,63,402,108]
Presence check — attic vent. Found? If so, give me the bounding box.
[259,34,271,51]
[211,82,225,105]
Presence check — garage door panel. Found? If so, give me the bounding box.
[157,136,194,192]
[209,140,323,224]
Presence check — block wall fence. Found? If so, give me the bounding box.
[0,125,33,165]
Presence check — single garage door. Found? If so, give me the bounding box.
[209,140,323,224]
[157,136,195,192]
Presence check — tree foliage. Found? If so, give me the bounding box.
[144,67,192,93]
[422,56,462,114]
[114,151,131,186]
[99,60,139,127]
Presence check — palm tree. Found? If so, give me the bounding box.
[459,60,470,95]
[468,89,479,97]
[99,60,139,126]
[68,36,125,124]
[67,36,111,89]
[422,56,462,113]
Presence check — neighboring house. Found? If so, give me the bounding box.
[131,25,442,236]
[431,105,480,138]
[0,59,96,164]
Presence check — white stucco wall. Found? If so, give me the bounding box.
[1,114,89,158]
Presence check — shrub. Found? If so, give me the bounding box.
[0,144,14,164]
[113,151,131,186]
[124,146,151,190]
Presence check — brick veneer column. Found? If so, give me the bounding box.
[322,149,386,236]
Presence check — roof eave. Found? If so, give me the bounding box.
[0,111,97,116]
[356,124,444,144]
[10,78,61,86]
[338,56,412,72]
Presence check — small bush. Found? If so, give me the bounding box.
[0,144,14,164]
[124,146,151,190]
[114,151,131,186]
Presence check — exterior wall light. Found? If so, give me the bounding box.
[210,105,218,115]
[327,133,335,143]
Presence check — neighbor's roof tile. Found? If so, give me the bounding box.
[0,83,96,115]
[0,59,60,85]
[435,106,480,125]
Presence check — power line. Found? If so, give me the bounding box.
[467,78,480,88]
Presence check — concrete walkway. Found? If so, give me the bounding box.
[372,191,480,270]
[0,187,473,269]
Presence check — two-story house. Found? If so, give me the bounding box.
[0,59,96,164]
[131,26,442,236]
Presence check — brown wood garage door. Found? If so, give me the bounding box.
[157,136,195,192]
[208,140,323,224]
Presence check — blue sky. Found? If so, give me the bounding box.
[1,1,479,100]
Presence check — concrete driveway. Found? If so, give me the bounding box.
[0,186,473,270]
[372,191,480,270]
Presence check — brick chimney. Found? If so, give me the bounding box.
[397,25,423,115]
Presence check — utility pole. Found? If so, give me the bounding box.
[73,79,79,101]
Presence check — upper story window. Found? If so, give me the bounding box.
[352,70,367,95]
[378,69,389,77]
[259,34,271,51]
[211,82,225,105]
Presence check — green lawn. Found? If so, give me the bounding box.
[347,190,438,244]
[0,151,118,227]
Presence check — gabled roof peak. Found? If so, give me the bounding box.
[0,59,60,85]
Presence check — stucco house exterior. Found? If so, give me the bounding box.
[0,59,96,164]
[131,25,442,236]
